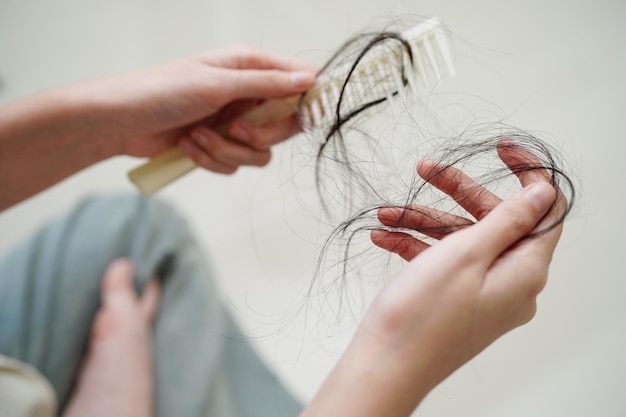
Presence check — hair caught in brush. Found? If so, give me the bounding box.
[297,25,423,213]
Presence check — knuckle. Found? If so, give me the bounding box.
[221,166,238,175]
[183,142,204,165]
[195,154,215,171]
[255,150,272,166]
[266,72,286,90]
[245,129,269,150]
[507,203,536,236]
[184,141,218,171]
[203,137,223,156]
[517,300,538,325]
[525,268,548,298]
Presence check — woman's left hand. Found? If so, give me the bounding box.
[301,141,567,417]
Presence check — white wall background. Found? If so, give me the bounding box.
[1,0,625,415]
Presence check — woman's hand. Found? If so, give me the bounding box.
[0,45,316,209]
[91,45,317,173]
[63,259,160,417]
[301,141,566,417]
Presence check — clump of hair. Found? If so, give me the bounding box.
[287,19,576,324]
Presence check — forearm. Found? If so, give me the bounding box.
[300,328,435,417]
[0,84,117,210]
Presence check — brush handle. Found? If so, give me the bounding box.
[128,95,302,195]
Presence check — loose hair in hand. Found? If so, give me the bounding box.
[294,19,576,316]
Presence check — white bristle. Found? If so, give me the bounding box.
[388,58,404,97]
[343,83,356,110]
[304,103,314,127]
[319,86,333,119]
[402,51,417,94]
[329,82,341,112]
[302,16,454,128]
[375,60,389,97]
[364,70,378,103]
[310,98,323,126]
[387,89,393,108]
[434,28,455,77]
[412,46,429,87]
[340,70,357,110]
[408,65,422,92]
[422,37,441,81]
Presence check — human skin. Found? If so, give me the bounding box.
[0,45,317,416]
[0,45,317,210]
[0,45,565,417]
[62,259,160,417]
[300,142,565,417]
[58,144,563,417]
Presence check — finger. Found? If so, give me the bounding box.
[101,258,138,310]
[139,278,161,324]
[212,99,265,125]
[417,159,502,220]
[377,205,474,240]
[189,127,272,167]
[497,139,568,234]
[464,181,557,262]
[228,114,301,149]
[224,68,316,102]
[370,229,431,261]
[179,136,239,174]
[497,139,551,186]
[208,45,319,73]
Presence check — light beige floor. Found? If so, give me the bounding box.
[1,0,625,415]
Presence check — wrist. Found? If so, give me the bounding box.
[1,83,123,162]
[0,83,119,209]
[301,326,434,417]
[47,81,123,160]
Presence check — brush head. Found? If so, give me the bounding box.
[299,17,454,135]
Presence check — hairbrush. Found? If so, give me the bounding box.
[128,17,454,195]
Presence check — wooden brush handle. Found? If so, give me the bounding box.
[128,95,302,195]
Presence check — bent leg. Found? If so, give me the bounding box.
[0,194,301,416]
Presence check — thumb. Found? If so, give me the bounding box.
[101,258,138,309]
[466,182,556,262]
[222,69,316,102]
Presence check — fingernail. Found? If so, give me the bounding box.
[498,138,517,148]
[521,182,555,212]
[229,124,250,141]
[290,71,315,89]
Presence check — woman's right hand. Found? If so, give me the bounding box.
[88,45,317,173]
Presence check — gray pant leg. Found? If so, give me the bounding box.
[0,194,302,417]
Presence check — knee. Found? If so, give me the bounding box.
[67,194,192,281]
